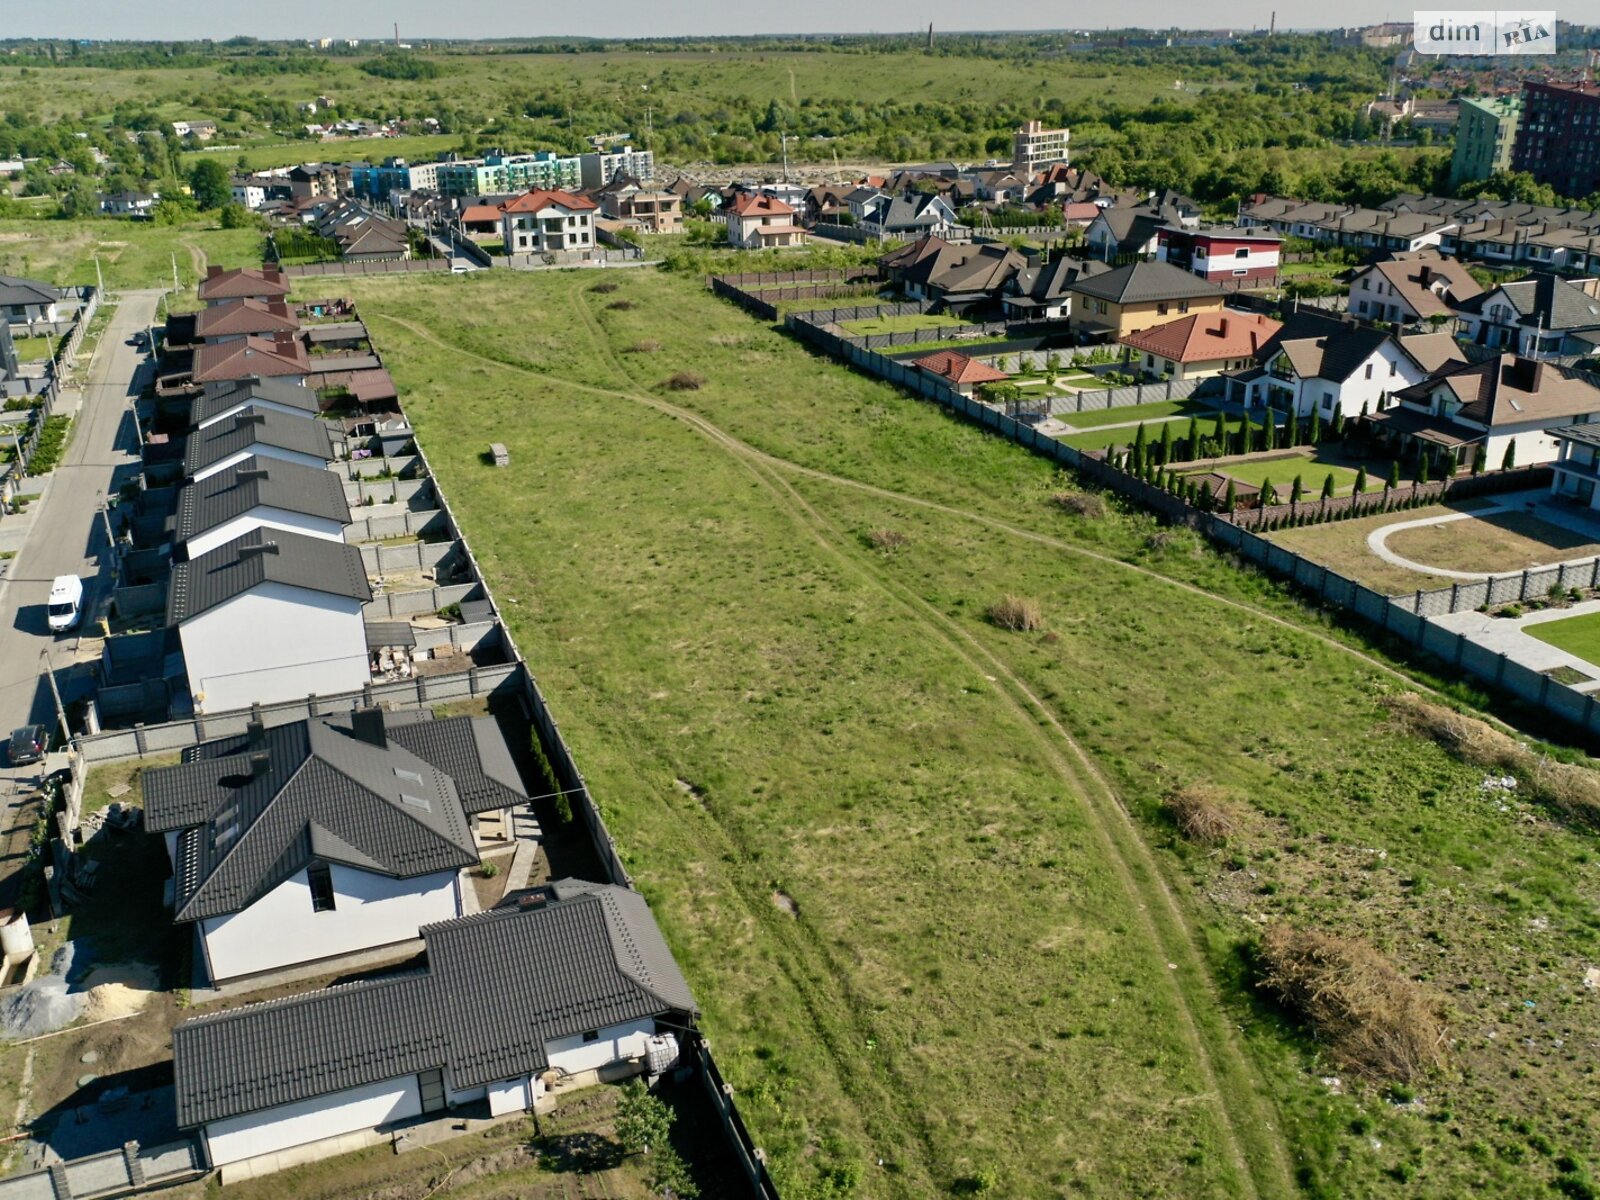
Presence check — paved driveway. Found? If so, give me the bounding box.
[0,290,159,792]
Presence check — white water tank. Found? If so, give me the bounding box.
[646,1032,680,1076]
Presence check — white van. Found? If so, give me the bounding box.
[47,575,83,633]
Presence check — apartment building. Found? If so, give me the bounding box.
[1011,120,1070,173]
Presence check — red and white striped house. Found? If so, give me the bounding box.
[1156,225,1282,286]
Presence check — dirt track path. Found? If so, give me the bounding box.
[375,300,1302,1197]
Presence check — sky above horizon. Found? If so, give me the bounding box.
[8,1,1440,41]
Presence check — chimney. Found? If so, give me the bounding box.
[272,332,298,356]
[1418,265,1431,286]
[236,467,270,482]
[1216,316,1229,338]
[206,265,222,280]
[238,540,279,559]
[246,719,266,749]
[248,751,270,778]
[1512,355,1544,390]
[238,411,268,427]
[351,706,387,748]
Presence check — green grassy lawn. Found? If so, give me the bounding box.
[328,265,1600,1199]
[1527,612,1600,666]
[1058,398,1211,430]
[7,335,60,362]
[1060,418,1195,452]
[1185,449,1409,498]
[841,313,973,336]
[181,133,459,173]
[0,217,266,291]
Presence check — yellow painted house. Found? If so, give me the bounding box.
[1066,260,1227,340]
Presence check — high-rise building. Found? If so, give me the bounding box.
[1511,81,1600,202]
[1450,96,1522,190]
[1011,120,1070,173]
[579,147,655,189]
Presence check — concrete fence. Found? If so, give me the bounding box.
[0,1138,204,1199]
[346,454,423,480]
[361,537,459,577]
[110,580,166,619]
[344,476,434,507]
[1403,555,1600,619]
[282,259,450,278]
[364,581,482,620]
[347,508,451,544]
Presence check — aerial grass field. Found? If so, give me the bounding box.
[839,313,973,337]
[181,133,460,172]
[1382,509,1600,577]
[1056,398,1210,429]
[321,265,1600,1200]
[1266,501,1498,597]
[0,217,265,292]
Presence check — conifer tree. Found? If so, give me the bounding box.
[1291,474,1304,504]
[1386,460,1400,491]
[1158,422,1173,465]
[1321,472,1336,500]
[1354,465,1368,494]
[1417,454,1430,485]
[1261,476,1278,506]
[1502,441,1516,470]
[1224,478,1237,512]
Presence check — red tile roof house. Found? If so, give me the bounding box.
[458,204,505,240]
[192,333,312,387]
[197,265,291,305]
[498,189,598,256]
[192,299,301,344]
[911,350,1010,397]
[727,194,808,249]
[1120,311,1283,381]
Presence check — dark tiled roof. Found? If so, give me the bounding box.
[0,275,59,309]
[1067,260,1226,306]
[1550,420,1600,448]
[175,456,350,545]
[167,527,371,625]
[1458,273,1600,331]
[383,712,528,816]
[144,716,478,922]
[182,409,335,477]
[172,882,696,1128]
[190,378,323,426]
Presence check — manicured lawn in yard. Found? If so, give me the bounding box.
[1059,417,1193,452]
[1194,452,1366,497]
[1383,508,1600,575]
[7,335,60,362]
[335,266,1600,1199]
[1058,398,1210,429]
[1268,500,1498,595]
[841,312,974,336]
[1526,611,1600,666]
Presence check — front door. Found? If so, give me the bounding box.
[418,1068,446,1114]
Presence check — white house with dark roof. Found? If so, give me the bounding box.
[191,378,324,430]
[184,408,335,482]
[1453,272,1600,359]
[0,275,60,324]
[168,527,372,713]
[172,880,694,1172]
[144,707,526,985]
[175,456,350,559]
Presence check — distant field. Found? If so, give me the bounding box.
[181,133,459,172]
[0,217,265,291]
[323,264,1600,1199]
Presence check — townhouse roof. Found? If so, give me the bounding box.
[189,377,322,426]
[144,716,477,923]
[1353,253,1481,318]
[1120,310,1282,364]
[1066,260,1226,306]
[192,334,311,384]
[0,275,59,309]
[867,192,953,231]
[197,265,290,303]
[899,241,1026,296]
[878,234,951,272]
[1392,354,1600,429]
[182,408,335,477]
[1455,273,1600,331]
[729,193,795,218]
[193,299,300,340]
[1549,420,1600,449]
[911,350,1009,386]
[175,455,350,545]
[379,709,529,815]
[1165,224,1282,242]
[1091,205,1167,249]
[459,204,504,224]
[498,188,599,214]
[166,526,371,625]
[1006,257,1112,306]
[172,881,695,1127]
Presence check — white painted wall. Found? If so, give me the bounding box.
[547,1017,657,1078]
[205,1075,423,1167]
[184,506,346,560]
[196,398,320,430]
[180,582,369,712]
[198,863,459,982]
[191,446,333,482]
[487,1078,532,1117]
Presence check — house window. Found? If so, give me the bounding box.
[1156,302,1169,316]
[1179,301,1190,313]
[1235,247,1249,258]
[308,863,336,912]
[581,1030,600,1044]
[1232,268,1247,277]
[1389,361,1398,377]
[1365,364,1374,380]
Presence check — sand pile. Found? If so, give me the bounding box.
[79,964,161,1023]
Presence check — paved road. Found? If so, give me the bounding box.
[0,290,158,792]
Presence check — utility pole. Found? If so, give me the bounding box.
[171,252,180,294]
[780,132,791,183]
[40,651,69,745]
[97,495,115,549]
[92,252,103,297]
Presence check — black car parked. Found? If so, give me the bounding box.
[6,725,48,766]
